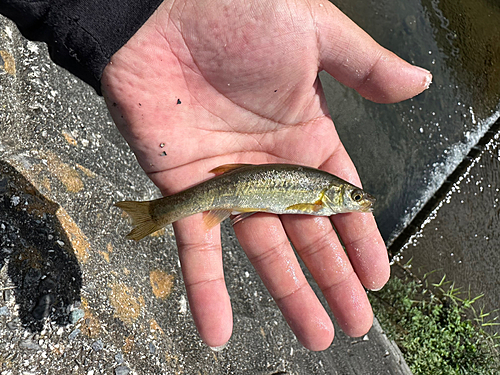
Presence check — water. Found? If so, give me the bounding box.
[321,0,500,329]
[321,0,500,241]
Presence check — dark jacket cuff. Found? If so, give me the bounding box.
[0,0,164,95]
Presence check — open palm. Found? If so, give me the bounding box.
[101,0,431,351]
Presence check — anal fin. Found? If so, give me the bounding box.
[203,209,232,228]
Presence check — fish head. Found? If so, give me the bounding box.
[341,186,376,212]
[324,184,376,213]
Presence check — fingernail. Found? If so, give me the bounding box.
[209,342,228,352]
[414,66,433,89]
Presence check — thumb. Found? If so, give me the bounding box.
[314,2,432,103]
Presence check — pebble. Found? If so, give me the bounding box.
[68,328,80,340]
[115,352,124,364]
[91,340,103,352]
[114,365,130,375]
[19,339,42,351]
[149,342,156,354]
[0,306,9,316]
[69,308,85,324]
[6,320,19,330]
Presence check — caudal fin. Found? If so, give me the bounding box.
[114,200,163,241]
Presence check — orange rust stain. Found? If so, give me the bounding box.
[149,270,174,299]
[123,335,135,354]
[150,228,166,237]
[79,297,101,337]
[109,282,144,325]
[0,50,16,76]
[81,308,101,337]
[62,131,78,146]
[76,164,96,178]
[149,319,164,334]
[100,251,110,263]
[44,151,83,193]
[56,207,90,263]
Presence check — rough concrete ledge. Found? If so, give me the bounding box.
[0,15,411,374]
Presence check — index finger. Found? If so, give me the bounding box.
[321,146,390,291]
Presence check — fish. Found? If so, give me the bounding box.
[114,163,375,241]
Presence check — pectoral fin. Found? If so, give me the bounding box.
[209,164,251,176]
[285,202,323,213]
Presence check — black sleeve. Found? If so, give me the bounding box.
[0,0,163,95]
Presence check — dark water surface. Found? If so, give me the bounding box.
[322,0,500,326]
[323,0,500,241]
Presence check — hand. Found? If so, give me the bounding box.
[101,0,431,351]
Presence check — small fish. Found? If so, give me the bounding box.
[115,163,375,241]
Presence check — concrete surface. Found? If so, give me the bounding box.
[0,14,411,375]
[393,120,500,332]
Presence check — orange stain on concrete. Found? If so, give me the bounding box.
[149,270,174,299]
[149,319,164,334]
[44,151,84,193]
[109,282,144,325]
[62,131,78,146]
[0,50,16,76]
[56,207,90,263]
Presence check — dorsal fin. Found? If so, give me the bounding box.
[209,164,251,176]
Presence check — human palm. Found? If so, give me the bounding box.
[101,0,431,351]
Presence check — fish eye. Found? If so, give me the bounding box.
[351,189,363,202]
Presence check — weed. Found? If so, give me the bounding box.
[369,270,500,375]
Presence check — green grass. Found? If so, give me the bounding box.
[369,268,500,375]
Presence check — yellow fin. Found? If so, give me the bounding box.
[114,201,163,241]
[286,202,323,213]
[209,164,251,176]
[203,209,232,228]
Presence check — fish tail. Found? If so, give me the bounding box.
[114,200,164,241]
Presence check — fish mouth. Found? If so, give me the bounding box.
[360,192,376,212]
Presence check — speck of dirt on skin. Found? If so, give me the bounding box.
[176,99,181,105]
[160,143,165,148]
[149,270,174,299]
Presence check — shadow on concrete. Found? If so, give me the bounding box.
[0,161,82,332]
